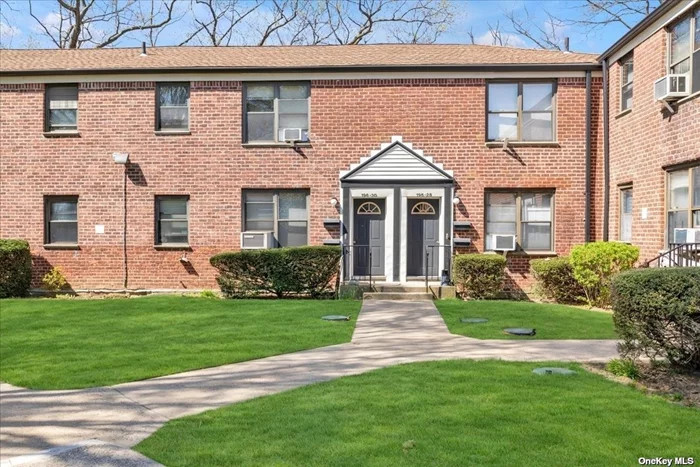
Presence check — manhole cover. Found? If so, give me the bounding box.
[322,315,350,321]
[504,328,536,336]
[460,318,489,323]
[533,367,577,376]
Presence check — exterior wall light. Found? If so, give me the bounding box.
[112,152,129,164]
[330,197,338,206]
[452,197,460,205]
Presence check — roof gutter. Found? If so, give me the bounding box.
[0,62,601,77]
[598,0,682,61]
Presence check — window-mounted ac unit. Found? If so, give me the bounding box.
[282,128,303,143]
[673,228,700,244]
[654,74,689,101]
[491,234,516,252]
[241,231,274,249]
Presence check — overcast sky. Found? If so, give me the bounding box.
[0,0,640,54]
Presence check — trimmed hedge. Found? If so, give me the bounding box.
[531,257,584,304]
[570,242,639,308]
[453,254,506,299]
[210,246,341,299]
[611,267,700,370]
[0,239,32,298]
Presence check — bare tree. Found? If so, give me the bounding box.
[467,21,514,47]
[179,0,263,46]
[28,0,177,49]
[504,7,564,50]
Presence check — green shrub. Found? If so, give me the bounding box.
[42,267,67,292]
[611,267,700,370]
[570,242,639,307]
[606,358,640,380]
[0,239,32,298]
[452,254,506,299]
[199,290,218,299]
[531,256,584,304]
[210,246,341,299]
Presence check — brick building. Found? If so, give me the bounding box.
[0,0,697,292]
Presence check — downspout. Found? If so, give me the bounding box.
[602,59,610,241]
[585,70,592,243]
[123,165,128,289]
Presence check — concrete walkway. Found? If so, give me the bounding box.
[0,300,619,465]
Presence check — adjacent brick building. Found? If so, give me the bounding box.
[1,0,697,293]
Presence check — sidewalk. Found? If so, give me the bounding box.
[0,300,619,464]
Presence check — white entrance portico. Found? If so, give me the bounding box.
[339,136,454,283]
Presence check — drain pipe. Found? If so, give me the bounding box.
[602,59,610,241]
[584,70,592,243]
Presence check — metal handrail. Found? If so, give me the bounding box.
[642,242,700,268]
[424,244,453,293]
[342,244,373,290]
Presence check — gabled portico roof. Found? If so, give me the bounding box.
[340,136,453,183]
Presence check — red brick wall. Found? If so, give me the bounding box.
[606,29,700,263]
[1,76,600,291]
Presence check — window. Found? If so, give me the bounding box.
[45,196,78,245]
[487,82,555,142]
[620,55,634,111]
[45,85,78,132]
[243,190,309,247]
[156,83,189,131]
[667,166,700,244]
[156,196,189,245]
[243,83,310,143]
[668,8,700,94]
[619,187,633,243]
[485,191,553,251]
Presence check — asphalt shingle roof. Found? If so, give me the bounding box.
[0,44,598,74]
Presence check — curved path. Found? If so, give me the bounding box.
[0,300,619,465]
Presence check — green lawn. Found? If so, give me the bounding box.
[135,360,700,467]
[0,296,360,390]
[435,300,617,340]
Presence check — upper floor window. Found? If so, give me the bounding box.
[45,196,78,245]
[156,83,189,131]
[620,55,634,111]
[243,83,310,144]
[667,166,700,244]
[156,196,189,245]
[485,191,554,252]
[668,8,700,94]
[487,82,555,142]
[243,190,309,247]
[45,85,78,133]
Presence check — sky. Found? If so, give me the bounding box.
[0,0,642,54]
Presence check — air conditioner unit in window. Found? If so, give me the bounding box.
[654,74,690,101]
[673,228,700,244]
[241,231,274,249]
[491,234,516,252]
[282,128,303,143]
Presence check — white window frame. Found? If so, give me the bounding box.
[620,54,634,112]
[486,81,557,143]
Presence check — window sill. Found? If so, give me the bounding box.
[242,142,312,148]
[43,131,80,138]
[485,141,560,148]
[154,130,191,136]
[484,250,557,257]
[43,243,80,250]
[154,244,191,250]
[615,108,632,119]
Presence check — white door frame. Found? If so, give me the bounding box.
[400,187,445,283]
[348,188,394,280]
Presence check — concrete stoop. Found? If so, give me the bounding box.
[363,291,434,301]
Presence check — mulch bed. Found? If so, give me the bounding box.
[585,362,700,408]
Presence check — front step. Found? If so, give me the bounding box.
[363,292,434,301]
[373,285,433,293]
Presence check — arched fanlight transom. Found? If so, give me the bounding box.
[357,201,382,215]
[411,202,436,215]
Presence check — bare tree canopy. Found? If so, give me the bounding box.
[21,0,455,48]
